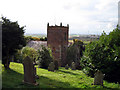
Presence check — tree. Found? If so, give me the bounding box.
[2,17,26,69]
[66,39,85,69]
[21,47,37,64]
[37,46,53,69]
[80,26,120,83]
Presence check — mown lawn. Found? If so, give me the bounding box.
[2,62,120,89]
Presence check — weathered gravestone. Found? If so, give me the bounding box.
[48,62,55,72]
[65,64,69,69]
[71,62,76,70]
[23,56,38,85]
[94,70,105,86]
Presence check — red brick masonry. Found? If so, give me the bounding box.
[47,23,69,66]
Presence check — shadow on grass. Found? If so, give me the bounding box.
[38,75,75,88]
[2,68,76,88]
[58,69,80,76]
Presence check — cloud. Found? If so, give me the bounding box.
[0,0,119,34]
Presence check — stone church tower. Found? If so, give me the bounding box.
[47,23,69,66]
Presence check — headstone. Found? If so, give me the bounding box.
[71,62,76,70]
[54,60,59,70]
[48,62,55,72]
[94,70,105,86]
[65,64,69,69]
[23,56,38,85]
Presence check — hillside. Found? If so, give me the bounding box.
[2,62,120,88]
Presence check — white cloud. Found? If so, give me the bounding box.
[0,0,119,34]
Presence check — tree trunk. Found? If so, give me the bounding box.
[4,58,10,69]
[4,51,10,69]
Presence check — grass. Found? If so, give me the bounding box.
[2,62,120,89]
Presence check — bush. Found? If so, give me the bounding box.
[66,39,85,68]
[25,36,33,43]
[40,37,47,41]
[21,47,37,63]
[80,26,120,83]
[14,50,23,63]
[37,46,53,69]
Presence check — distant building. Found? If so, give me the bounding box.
[47,23,69,66]
[26,41,47,50]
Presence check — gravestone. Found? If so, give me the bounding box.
[48,62,55,72]
[54,60,59,70]
[94,70,105,86]
[65,64,69,69]
[71,62,76,70]
[23,56,38,85]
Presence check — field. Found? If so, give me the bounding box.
[2,62,120,89]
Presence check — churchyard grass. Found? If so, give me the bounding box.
[2,62,120,88]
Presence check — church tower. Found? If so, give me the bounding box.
[47,23,69,66]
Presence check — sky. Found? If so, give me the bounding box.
[0,0,119,35]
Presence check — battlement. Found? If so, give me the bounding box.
[47,23,69,29]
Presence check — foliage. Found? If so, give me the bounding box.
[80,26,120,83]
[24,36,33,43]
[40,37,47,41]
[32,37,40,41]
[2,16,26,69]
[21,47,37,63]
[14,49,23,63]
[66,39,85,69]
[2,62,120,88]
[37,46,53,69]
[25,36,47,42]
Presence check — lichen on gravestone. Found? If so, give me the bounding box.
[65,64,69,69]
[23,56,38,85]
[48,62,55,72]
[71,62,76,70]
[94,70,105,86]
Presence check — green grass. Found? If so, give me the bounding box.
[2,62,120,89]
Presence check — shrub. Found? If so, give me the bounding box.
[37,46,53,69]
[14,50,23,63]
[32,37,40,41]
[66,39,85,68]
[21,47,37,64]
[80,26,120,83]
[25,36,33,43]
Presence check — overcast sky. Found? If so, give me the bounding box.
[0,0,119,35]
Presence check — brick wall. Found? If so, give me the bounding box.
[47,23,69,66]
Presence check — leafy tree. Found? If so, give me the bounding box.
[66,39,85,69]
[24,36,33,43]
[21,47,37,64]
[37,46,53,69]
[2,17,26,69]
[81,26,120,82]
